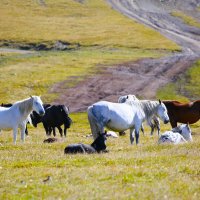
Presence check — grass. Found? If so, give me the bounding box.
[0,0,179,50]
[0,113,200,200]
[171,11,200,28]
[0,47,168,103]
[157,59,200,101]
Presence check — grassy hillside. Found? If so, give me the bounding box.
[157,59,200,101]
[0,0,179,50]
[0,48,167,103]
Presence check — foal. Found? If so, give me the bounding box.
[64,133,107,154]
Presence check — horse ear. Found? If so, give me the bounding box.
[159,99,161,104]
[126,96,128,99]
[30,95,33,99]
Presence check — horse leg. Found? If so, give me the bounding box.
[20,124,26,142]
[135,121,142,145]
[64,125,67,137]
[152,117,160,135]
[57,126,63,137]
[170,120,177,128]
[25,124,28,136]
[52,127,57,137]
[141,124,144,135]
[150,124,154,136]
[43,123,49,136]
[130,128,135,144]
[13,127,18,144]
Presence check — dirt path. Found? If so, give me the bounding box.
[54,0,200,112]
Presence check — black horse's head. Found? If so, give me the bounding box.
[91,133,107,152]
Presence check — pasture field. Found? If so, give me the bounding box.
[0,112,200,200]
[0,48,167,103]
[0,0,200,199]
[0,0,179,50]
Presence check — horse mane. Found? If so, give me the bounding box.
[13,97,33,116]
[139,100,160,120]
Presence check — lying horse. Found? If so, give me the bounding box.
[163,100,200,128]
[88,99,169,145]
[64,133,107,154]
[158,124,192,144]
[0,96,45,144]
[118,95,160,135]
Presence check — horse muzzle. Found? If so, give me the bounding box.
[164,119,169,124]
[39,110,45,116]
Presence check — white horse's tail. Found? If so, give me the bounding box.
[87,106,101,140]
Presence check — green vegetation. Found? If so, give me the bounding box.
[0,0,179,50]
[0,113,200,200]
[157,59,200,101]
[184,60,200,98]
[0,48,167,103]
[171,11,200,28]
[0,1,199,199]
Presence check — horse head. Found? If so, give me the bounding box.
[157,99,169,124]
[31,96,45,116]
[91,132,107,152]
[179,123,192,141]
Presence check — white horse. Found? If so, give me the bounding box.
[158,124,192,144]
[0,96,45,144]
[88,99,169,144]
[118,95,160,135]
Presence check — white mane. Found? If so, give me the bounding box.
[13,97,33,117]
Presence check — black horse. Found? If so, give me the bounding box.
[64,133,107,154]
[31,104,72,137]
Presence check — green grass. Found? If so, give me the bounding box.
[0,47,167,103]
[0,0,179,50]
[171,11,200,28]
[157,59,200,101]
[0,113,200,200]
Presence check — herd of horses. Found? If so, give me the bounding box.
[0,95,199,152]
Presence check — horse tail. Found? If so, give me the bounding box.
[87,106,101,140]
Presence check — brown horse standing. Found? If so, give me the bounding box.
[164,100,200,128]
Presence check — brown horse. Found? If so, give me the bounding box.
[163,100,200,128]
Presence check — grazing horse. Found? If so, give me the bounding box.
[0,96,45,144]
[31,105,72,137]
[158,124,192,144]
[64,133,107,154]
[163,100,200,128]
[118,95,161,135]
[88,99,169,145]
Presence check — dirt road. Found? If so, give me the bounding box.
[54,0,200,112]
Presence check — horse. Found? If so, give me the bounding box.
[0,96,45,144]
[64,133,107,154]
[163,100,200,128]
[88,99,169,145]
[158,123,192,144]
[31,105,72,137]
[1,103,31,135]
[118,95,160,135]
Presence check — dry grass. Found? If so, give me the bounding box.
[0,112,200,200]
[0,0,179,50]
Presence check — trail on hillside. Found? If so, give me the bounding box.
[54,0,200,112]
